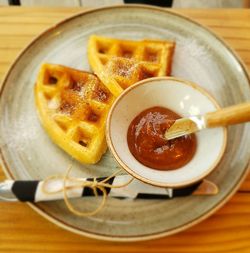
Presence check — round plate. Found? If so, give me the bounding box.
[0,5,250,241]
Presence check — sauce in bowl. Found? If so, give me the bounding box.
[127,106,197,170]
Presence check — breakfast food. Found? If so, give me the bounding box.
[127,106,197,170]
[35,36,175,165]
[35,64,114,164]
[88,35,175,97]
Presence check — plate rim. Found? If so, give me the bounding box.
[0,4,250,241]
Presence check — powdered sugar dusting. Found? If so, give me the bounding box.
[172,37,226,94]
[178,38,211,61]
[173,38,211,75]
[5,112,40,155]
[107,57,139,78]
[48,97,60,110]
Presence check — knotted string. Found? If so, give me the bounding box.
[42,166,133,217]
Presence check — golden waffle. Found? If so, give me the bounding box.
[88,35,175,97]
[35,64,114,164]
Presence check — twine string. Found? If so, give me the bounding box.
[42,166,133,217]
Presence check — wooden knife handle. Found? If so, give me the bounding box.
[205,102,250,128]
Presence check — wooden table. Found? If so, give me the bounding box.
[0,7,250,252]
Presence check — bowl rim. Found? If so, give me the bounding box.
[106,76,228,188]
[2,4,249,242]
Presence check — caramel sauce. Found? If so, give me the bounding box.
[127,106,197,170]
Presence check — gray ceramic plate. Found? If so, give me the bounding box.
[0,5,250,241]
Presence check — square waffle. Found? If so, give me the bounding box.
[35,64,114,164]
[88,35,175,97]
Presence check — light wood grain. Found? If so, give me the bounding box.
[205,102,250,127]
[21,0,80,7]
[0,7,250,252]
[1,194,250,253]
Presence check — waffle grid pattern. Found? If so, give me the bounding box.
[35,64,114,164]
[88,35,175,96]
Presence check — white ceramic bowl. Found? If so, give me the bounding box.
[106,77,227,188]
